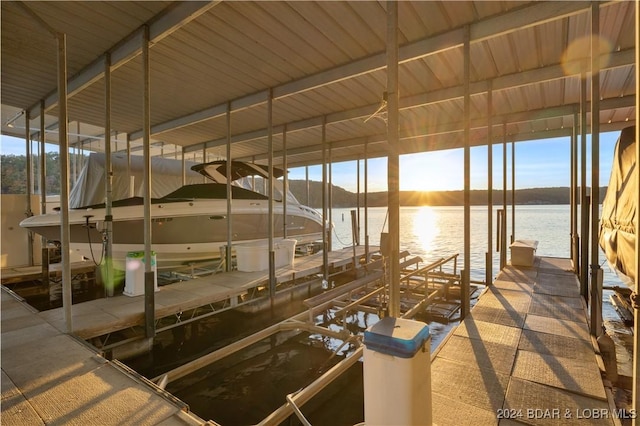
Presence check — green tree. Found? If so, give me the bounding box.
[1,152,76,195]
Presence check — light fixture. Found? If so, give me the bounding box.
[4,110,25,127]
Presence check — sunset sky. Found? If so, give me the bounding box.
[287,131,621,192]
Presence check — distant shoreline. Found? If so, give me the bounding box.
[288,182,608,208]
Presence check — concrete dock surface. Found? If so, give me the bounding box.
[0,287,210,425]
[431,257,618,426]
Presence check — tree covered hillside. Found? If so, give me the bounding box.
[1,153,64,194]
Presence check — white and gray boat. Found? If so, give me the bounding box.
[20,160,324,269]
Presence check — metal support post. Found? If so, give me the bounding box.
[104,53,114,297]
[386,1,400,317]
[486,84,493,286]
[267,89,276,312]
[142,25,155,339]
[462,25,471,316]
[226,103,233,273]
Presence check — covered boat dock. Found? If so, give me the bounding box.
[1,1,639,424]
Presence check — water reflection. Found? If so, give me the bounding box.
[412,206,438,258]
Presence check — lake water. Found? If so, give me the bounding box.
[330,204,623,286]
[330,204,633,379]
[153,205,633,425]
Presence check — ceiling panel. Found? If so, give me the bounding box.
[0,1,635,170]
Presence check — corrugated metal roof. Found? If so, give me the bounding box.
[1,1,636,168]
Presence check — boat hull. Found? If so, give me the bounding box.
[20,198,324,269]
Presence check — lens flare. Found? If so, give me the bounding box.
[561,35,612,76]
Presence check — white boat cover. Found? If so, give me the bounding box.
[69,152,203,208]
[68,153,300,208]
[599,126,637,286]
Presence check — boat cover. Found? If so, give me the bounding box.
[69,152,203,208]
[70,154,300,208]
[599,126,637,286]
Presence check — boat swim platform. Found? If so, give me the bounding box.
[0,287,209,426]
[35,246,376,341]
[430,256,618,426]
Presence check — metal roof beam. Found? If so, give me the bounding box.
[471,1,591,42]
[151,1,592,146]
[28,1,220,116]
[283,121,629,169]
[186,48,633,153]
[237,94,635,165]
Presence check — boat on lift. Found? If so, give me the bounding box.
[599,125,637,288]
[20,160,324,269]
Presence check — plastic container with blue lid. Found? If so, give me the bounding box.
[363,317,430,358]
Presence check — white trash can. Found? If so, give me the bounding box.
[124,251,158,297]
[363,317,432,425]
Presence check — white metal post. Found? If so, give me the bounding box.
[386,0,400,318]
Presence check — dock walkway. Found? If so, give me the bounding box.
[37,246,371,340]
[431,257,617,426]
[0,287,208,425]
[1,261,95,285]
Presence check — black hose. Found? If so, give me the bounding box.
[84,215,104,266]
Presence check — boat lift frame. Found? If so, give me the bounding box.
[149,253,462,425]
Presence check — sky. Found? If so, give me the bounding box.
[0,130,622,193]
[287,131,621,192]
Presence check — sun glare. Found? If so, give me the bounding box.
[401,152,462,192]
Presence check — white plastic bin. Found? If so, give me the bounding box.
[236,239,297,272]
[124,251,158,297]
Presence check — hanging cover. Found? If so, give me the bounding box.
[69,152,203,208]
[599,126,637,287]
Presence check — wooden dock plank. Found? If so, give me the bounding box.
[518,329,595,361]
[523,314,591,341]
[512,350,607,400]
[1,370,45,426]
[432,392,498,426]
[435,335,518,375]
[432,257,612,426]
[431,357,511,413]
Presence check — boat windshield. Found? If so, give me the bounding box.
[233,177,301,205]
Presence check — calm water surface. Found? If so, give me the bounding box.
[331,205,621,284]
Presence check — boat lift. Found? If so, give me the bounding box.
[151,252,462,425]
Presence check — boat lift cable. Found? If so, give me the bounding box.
[83,215,105,266]
[316,333,361,375]
[331,222,351,247]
